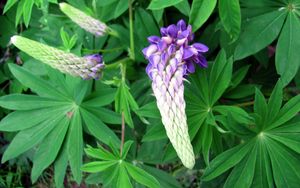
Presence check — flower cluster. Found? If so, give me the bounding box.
[59,3,108,37]
[11,36,104,79]
[143,19,209,79]
[143,20,208,169]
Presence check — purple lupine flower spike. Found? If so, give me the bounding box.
[143,20,208,169]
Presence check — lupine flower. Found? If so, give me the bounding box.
[59,3,109,37]
[11,35,104,79]
[143,20,208,169]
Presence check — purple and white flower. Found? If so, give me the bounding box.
[143,20,208,169]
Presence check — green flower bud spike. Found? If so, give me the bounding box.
[59,3,116,37]
[11,35,104,79]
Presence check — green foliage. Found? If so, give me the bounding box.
[202,81,300,188]
[82,143,160,188]
[189,0,217,31]
[1,0,300,187]
[0,64,120,187]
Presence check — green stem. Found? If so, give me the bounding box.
[105,57,131,70]
[82,47,123,54]
[234,101,254,107]
[128,0,135,60]
[107,27,119,38]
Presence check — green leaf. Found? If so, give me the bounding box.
[213,105,252,124]
[81,161,117,173]
[135,8,160,47]
[225,84,256,99]
[54,144,69,188]
[85,145,117,161]
[209,51,232,105]
[1,115,64,163]
[15,0,25,26]
[266,80,283,124]
[224,143,257,188]
[8,64,68,100]
[67,110,83,183]
[142,165,181,188]
[230,65,251,88]
[0,106,69,132]
[0,94,68,110]
[115,82,137,128]
[125,162,160,188]
[267,139,300,187]
[114,0,128,18]
[84,106,121,124]
[234,10,287,60]
[189,0,217,32]
[83,89,117,107]
[81,108,120,146]
[121,141,134,159]
[147,0,183,10]
[136,102,160,119]
[174,0,190,16]
[142,122,167,142]
[22,0,34,27]
[152,9,164,23]
[219,0,241,42]
[3,0,18,13]
[202,140,255,181]
[201,123,212,165]
[117,164,132,188]
[276,12,300,86]
[254,88,267,126]
[251,141,274,188]
[268,94,300,129]
[31,117,69,182]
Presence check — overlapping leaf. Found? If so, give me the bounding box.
[202,80,300,187]
[0,64,120,187]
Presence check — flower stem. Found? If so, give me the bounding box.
[234,101,254,107]
[128,0,135,60]
[82,47,123,54]
[104,57,131,70]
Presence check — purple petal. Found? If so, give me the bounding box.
[169,58,178,73]
[146,63,153,79]
[147,36,160,43]
[178,30,190,39]
[157,41,167,51]
[85,54,103,64]
[193,43,209,52]
[149,54,160,67]
[162,36,173,44]
[183,48,195,60]
[177,19,186,31]
[167,44,176,55]
[167,24,178,38]
[143,44,157,57]
[160,27,168,36]
[186,25,194,41]
[161,52,169,66]
[186,62,195,73]
[196,55,208,68]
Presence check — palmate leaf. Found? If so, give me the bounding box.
[0,64,120,187]
[185,50,240,163]
[202,81,300,188]
[276,11,300,86]
[235,1,300,85]
[82,142,160,188]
